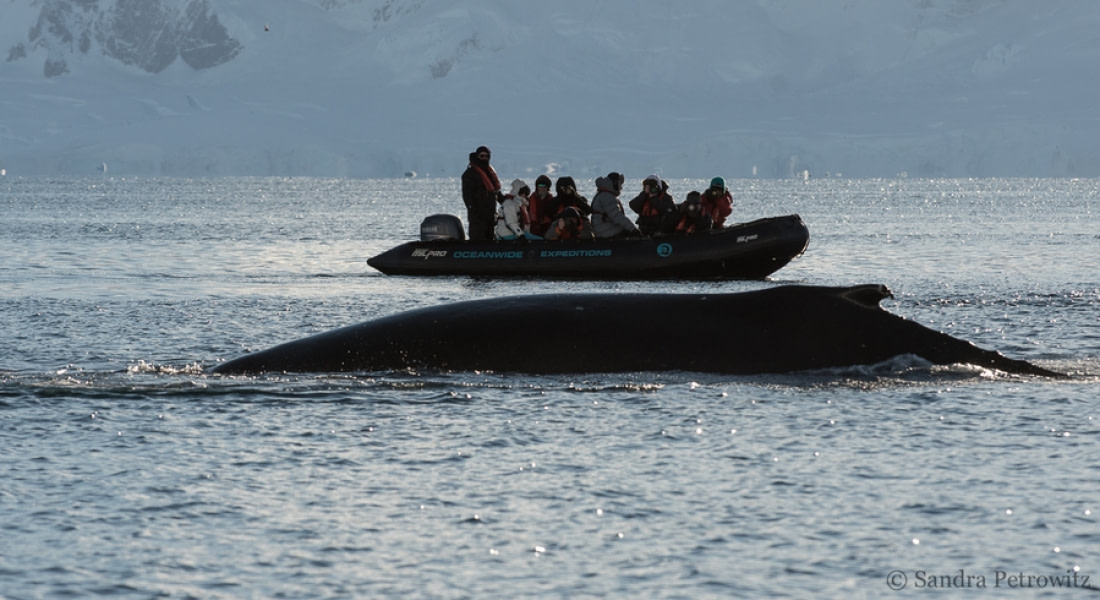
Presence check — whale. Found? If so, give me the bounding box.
[212,284,1061,377]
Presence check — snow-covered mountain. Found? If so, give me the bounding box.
[3,0,1099,178]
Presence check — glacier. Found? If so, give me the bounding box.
[2,0,1099,179]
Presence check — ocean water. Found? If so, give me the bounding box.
[1,176,1098,599]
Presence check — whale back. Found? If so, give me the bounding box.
[213,284,1060,377]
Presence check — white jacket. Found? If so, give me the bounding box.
[495,179,531,238]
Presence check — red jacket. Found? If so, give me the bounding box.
[701,189,733,227]
[528,191,556,236]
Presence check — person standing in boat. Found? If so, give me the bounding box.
[528,174,556,237]
[668,191,713,234]
[591,172,642,239]
[628,174,677,236]
[495,179,540,240]
[554,176,592,217]
[461,145,503,240]
[701,176,733,229]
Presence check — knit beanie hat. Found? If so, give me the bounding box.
[710,177,725,190]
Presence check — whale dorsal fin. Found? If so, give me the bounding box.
[839,284,893,308]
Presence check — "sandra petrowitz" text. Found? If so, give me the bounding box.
[885,569,1091,590]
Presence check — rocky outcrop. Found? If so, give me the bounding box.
[9,0,242,77]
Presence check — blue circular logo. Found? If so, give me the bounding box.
[656,243,673,258]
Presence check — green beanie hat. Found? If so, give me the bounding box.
[710,177,725,190]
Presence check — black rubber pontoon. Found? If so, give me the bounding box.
[367,214,809,279]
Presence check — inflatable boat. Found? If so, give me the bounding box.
[367,213,809,279]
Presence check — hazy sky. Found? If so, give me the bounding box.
[3,0,1098,178]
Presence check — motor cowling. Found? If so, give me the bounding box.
[420,214,465,241]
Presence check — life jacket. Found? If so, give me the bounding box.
[551,217,579,239]
[700,189,732,224]
[675,217,698,234]
[674,206,710,235]
[470,162,501,199]
[519,202,531,227]
[497,195,531,235]
[637,192,669,218]
[529,192,555,229]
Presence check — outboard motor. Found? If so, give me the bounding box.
[420,214,465,242]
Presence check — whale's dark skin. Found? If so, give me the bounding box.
[212,284,1061,377]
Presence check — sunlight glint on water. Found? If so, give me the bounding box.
[0,176,1097,598]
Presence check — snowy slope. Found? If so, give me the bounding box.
[2,0,1099,178]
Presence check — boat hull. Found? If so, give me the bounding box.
[367,214,809,279]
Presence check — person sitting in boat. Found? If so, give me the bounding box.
[544,206,595,241]
[701,176,733,229]
[495,179,541,240]
[461,145,503,241]
[528,174,556,237]
[628,174,677,236]
[667,191,713,235]
[544,206,593,241]
[555,176,592,217]
[591,172,642,239]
